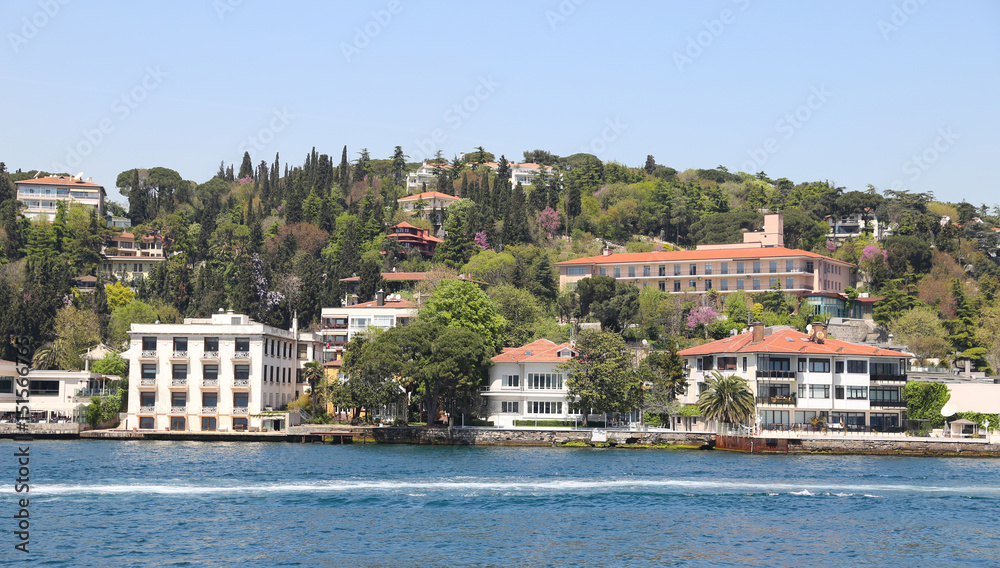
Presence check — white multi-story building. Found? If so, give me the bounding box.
[678,322,911,431]
[14,175,106,220]
[397,191,462,214]
[124,311,320,432]
[405,161,554,192]
[0,360,117,423]
[826,212,892,242]
[318,292,417,365]
[482,339,578,428]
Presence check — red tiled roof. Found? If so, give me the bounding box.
[678,328,911,357]
[398,191,461,201]
[556,247,851,266]
[14,175,104,188]
[493,338,576,364]
[339,272,487,285]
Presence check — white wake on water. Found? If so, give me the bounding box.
[11,478,998,497]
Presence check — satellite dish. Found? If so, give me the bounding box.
[940,402,957,417]
[74,172,84,180]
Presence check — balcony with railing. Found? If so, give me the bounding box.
[232,379,251,389]
[75,388,118,398]
[170,406,187,414]
[139,378,156,387]
[870,373,907,385]
[170,378,187,388]
[170,351,189,361]
[139,405,156,413]
[870,400,907,409]
[232,351,252,360]
[139,350,157,360]
[202,378,219,388]
[756,394,797,406]
[201,351,220,361]
[200,406,217,414]
[232,407,249,415]
[756,370,797,380]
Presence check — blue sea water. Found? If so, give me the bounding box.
[1,440,998,567]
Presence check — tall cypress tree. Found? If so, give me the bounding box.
[337,145,351,191]
[502,182,530,246]
[392,145,407,186]
[238,151,254,180]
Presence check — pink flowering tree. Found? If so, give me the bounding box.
[536,207,560,239]
[474,231,490,250]
[237,175,254,186]
[687,306,718,339]
[859,244,889,289]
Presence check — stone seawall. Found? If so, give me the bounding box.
[718,435,1000,456]
[371,427,716,447]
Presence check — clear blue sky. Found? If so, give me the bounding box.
[3,0,998,207]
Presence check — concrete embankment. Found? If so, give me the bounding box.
[371,426,716,448]
[717,435,1000,456]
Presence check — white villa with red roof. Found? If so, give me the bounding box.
[483,338,578,428]
[405,161,554,192]
[397,191,462,214]
[100,230,169,281]
[678,322,911,431]
[14,174,106,220]
[318,291,418,367]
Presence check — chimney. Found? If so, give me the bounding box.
[751,321,764,344]
[811,322,827,344]
[602,247,612,256]
[376,289,385,307]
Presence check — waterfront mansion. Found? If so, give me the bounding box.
[483,339,578,428]
[124,310,320,433]
[679,322,912,430]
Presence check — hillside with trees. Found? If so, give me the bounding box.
[2,147,999,379]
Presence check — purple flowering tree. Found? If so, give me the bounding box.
[686,306,718,339]
[536,207,560,239]
[474,231,490,250]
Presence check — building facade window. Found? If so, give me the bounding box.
[201,417,217,431]
[809,384,830,399]
[705,263,713,275]
[501,375,519,388]
[141,364,156,380]
[172,364,187,380]
[785,277,794,290]
[628,266,635,278]
[720,279,729,291]
[613,267,621,278]
[643,265,651,277]
[721,262,729,275]
[769,260,778,273]
[500,401,519,413]
[752,278,760,290]
[529,401,563,414]
[139,417,154,429]
[526,373,563,390]
[689,264,697,276]
[566,266,587,276]
[736,261,745,274]
[674,281,681,292]
[847,360,868,374]
[173,337,187,352]
[142,337,157,351]
[808,358,831,373]
[235,338,250,352]
[205,337,219,352]
[753,261,761,274]
[674,264,681,276]
[736,278,745,290]
[847,386,868,400]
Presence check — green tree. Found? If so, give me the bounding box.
[419,279,506,355]
[559,329,641,418]
[697,371,755,425]
[91,352,128,377]
[487,284,544,347]
[889,307,950,360]
[105,282,135,311]
[904,381,950,429]
[238,151,254,180]
[426,326,493,425]
[107,300,159,348]
[302,360,325,416]
[53,305,101,370]
[339,329,404,423]
[641,347,688,424]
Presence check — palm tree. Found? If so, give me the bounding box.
[302,361,325,418]
[697,371,755,425]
